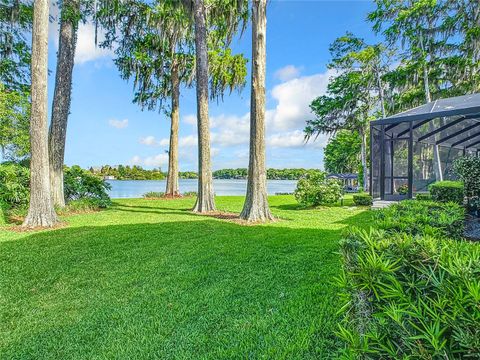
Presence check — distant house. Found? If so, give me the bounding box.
[327,173,358,192]
[103,175,115,180]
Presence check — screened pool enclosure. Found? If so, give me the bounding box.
[370,93,480,200]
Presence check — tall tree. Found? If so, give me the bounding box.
[49,0,81,207]
[23,0,58,228]
[191,0,215,212]
[188,0,247,212]
[240,0,272,222]
[306,34,387,190]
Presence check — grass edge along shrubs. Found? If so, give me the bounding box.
[337,227,480,359]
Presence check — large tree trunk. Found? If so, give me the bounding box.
[49,0,79,208]
[192,0,215,213]
[23,0,58,228]
[360,128,368,192]
[165,63,180,197]
[240,0,273,222]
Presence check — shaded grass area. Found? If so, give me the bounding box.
[0,196,371,359]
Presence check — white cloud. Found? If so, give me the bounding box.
[109,118,129,129]
[140,136,158,146]
[140,135,198,148]
[75,23,115,65]
[267,69,335,131]
[274,65,302,81]
[183,114,197,125]
[130,153,169,168]
[267,130,327,149]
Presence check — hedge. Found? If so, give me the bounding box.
[353,193,373,206]
[429,180,464,204]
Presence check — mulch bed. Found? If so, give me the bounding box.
[464,215,480,241]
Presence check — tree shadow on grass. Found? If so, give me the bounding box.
[0,210,370,359]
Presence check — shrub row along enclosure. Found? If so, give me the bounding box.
[338,201,480,358]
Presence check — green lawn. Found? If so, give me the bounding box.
[0,195,371,359]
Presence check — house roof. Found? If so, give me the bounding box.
[372,93,480,126]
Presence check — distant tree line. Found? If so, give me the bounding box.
[213,168,322,180]
[87,166,322,181]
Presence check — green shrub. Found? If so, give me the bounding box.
[397,183,408,195]
[338,227,480,359]
[143,191,165,198]
[0,163,30,209]
[294,171,343,206]
[352,193,373,206]
[374,200,465,239]
[415,193,432,201]
[183,191,197,197]
[64,165,111,208]
[454,156,480,213]
[58,198,104,214]
[429,180,464,204]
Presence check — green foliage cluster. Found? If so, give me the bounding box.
[0,83,30,160]
[429,181,464,205]
[0,162,29,210]
[324,130,361,174]
[294,171,343,206]
[352,193,373,206]
[338,227,480,359]
[454,156,480,214]
[143,191,165,199]
[374,200,465,240]
[397,183,408,195]
[64,166,112,208]
[415,193,432,201]
[179,171,198,179]
[182,191,197,197]
[90,165,166,180]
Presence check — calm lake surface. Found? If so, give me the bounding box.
[107,179,297,198]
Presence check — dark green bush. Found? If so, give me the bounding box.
[415,193,432,201]
[353,193,373,206]
[64,166,111,208]
[454,156,480,214]
[374,200,465,239]
[294,171,343,206]
[338,228,480,359]
[429,181,464,204]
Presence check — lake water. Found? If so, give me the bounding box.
[106,179,297,198]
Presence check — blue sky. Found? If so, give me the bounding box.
[47,0,377,171]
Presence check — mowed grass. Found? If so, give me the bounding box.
[0,195,371,359]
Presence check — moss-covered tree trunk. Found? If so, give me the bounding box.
[240,0,273,222]
[192,0,216,213]
[165,63,180,197]
[23,0,58,228]
[48,0,79,208]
